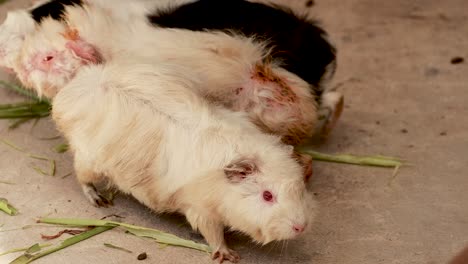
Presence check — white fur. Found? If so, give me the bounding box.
[52,59,316,258]
[0,10,35,72]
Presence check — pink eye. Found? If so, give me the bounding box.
[43,56,54,62]
[263,191,274,202]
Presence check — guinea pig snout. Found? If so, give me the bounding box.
[292,223,306,234]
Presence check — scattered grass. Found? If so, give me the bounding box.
[0,244,52,257]
[0,81,48,104]
[9,226,115,264]
[0,137,56,176]
[38,217,212,253]
[0,198,18,215]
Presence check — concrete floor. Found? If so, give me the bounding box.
[1,0,467,263]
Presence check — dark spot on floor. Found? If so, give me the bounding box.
[305,0,314,7]
[425,67,440,77]
[137,252,147,260]
[451,57,464,64]
[400,129,408,133]
[439,131,447,136]
[376,121,381,125]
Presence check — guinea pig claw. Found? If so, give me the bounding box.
[82,184,113,208]
[212,248,240,263]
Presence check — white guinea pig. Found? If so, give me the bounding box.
[16,4,319,146]
[52,59,317,263]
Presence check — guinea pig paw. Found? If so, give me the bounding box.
[212,248,240,263]
[82,184,113,208]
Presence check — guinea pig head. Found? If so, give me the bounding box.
[15,18,101,98]
[220,143,316,244]
[0,10,35,73]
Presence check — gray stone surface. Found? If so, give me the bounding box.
[0,0,467,263]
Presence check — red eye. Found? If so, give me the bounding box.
[263,191,273,202]
[43,56,54,62]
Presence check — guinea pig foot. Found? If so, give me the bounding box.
[81,183,113,208]
[316,91,344,139]
[212,247,240,263]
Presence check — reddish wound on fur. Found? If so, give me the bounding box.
[252,64,297,103]
[66,40,102,64]
[61,28,80,41]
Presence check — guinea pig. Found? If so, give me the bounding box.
[16,4,319,146]
[147,0,343,138]
[51,59,317,263]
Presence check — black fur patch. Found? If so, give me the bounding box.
[30,0,83,22]
[148,0,336,98]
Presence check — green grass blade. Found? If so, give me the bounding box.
[9,226,114,264]
[0,244,52,257]
[103,243,133,253]
[0,80,49,103]
[54,144,69,153]
[0,198,18,215]
[299,149,403,168]
[39,218,211,253]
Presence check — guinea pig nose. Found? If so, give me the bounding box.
[292,224,305,234]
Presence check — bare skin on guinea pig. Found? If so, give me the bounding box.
[51,59,317,263]
[15,4,319,147]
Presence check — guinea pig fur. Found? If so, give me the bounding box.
[0,0,155,72]
[16,4,319,146]
[0,0,82,72]
[52,59,317,262]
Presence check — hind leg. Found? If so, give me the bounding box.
[233,63,318,145]
[74,154,112,207]
[315,91,344,139]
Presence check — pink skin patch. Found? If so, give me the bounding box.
[65,40,102,64]
[31,51,61,72]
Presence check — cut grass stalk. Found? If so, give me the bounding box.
[299,149,403,168]
[103,243,133,253]
[38,217,212,253]
[0,102,50,119]
[54,144,69,153]
[0,81,48,104]
[0,180,15,185]
[0,138,56,176]
[0,198,18,215]
[0,244,52,257]
[9,226,114,264]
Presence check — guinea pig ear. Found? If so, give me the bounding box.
[224,158,258,183]
[284,145,294,155]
